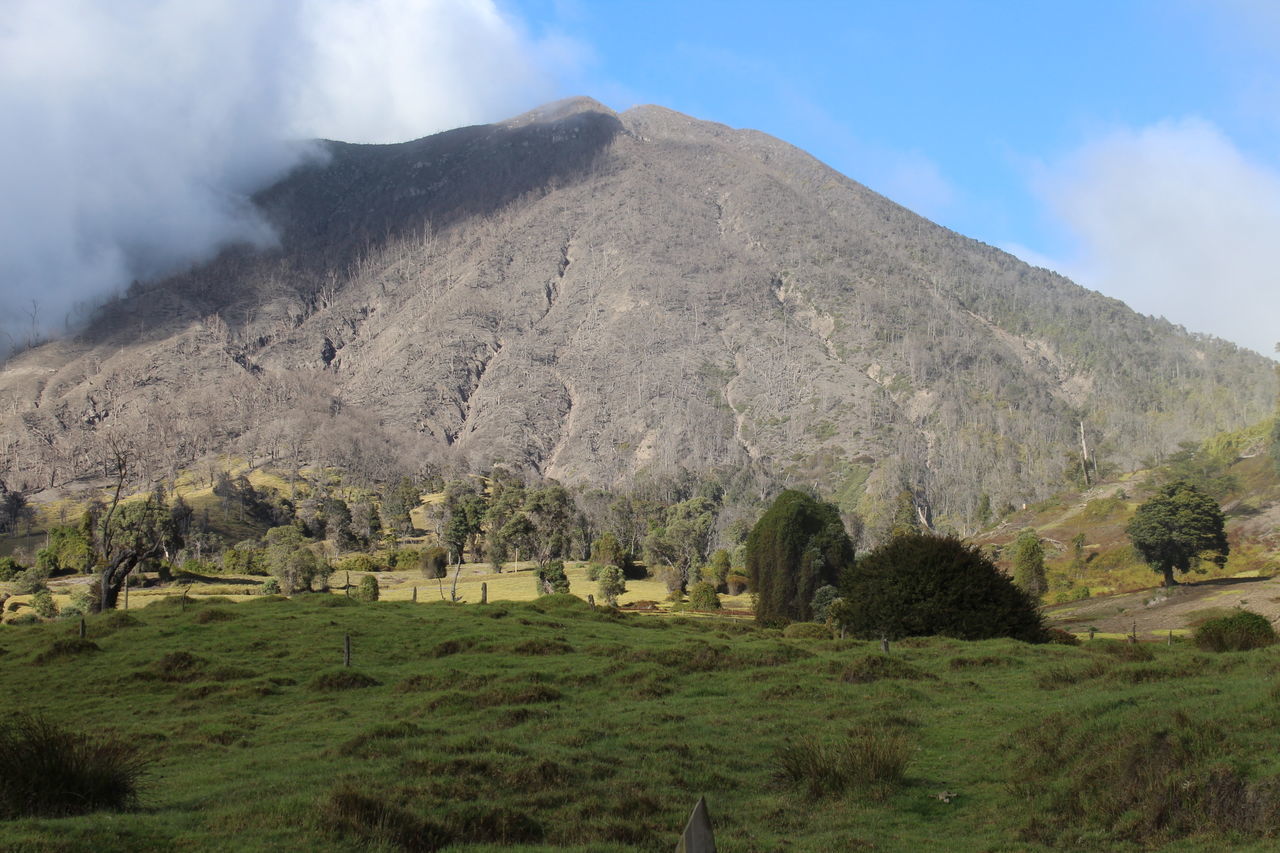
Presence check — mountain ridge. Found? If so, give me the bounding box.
[0,97,1273,537]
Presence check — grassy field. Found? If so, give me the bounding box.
[4,595,1280,850]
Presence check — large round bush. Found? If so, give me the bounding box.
[1193,610,1276,652]
[837,533,1045,642]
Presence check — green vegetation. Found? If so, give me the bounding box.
[0,714,149,819]
[1010,528,1047,600]
[1193,610,1277,652]
[5,597,1280,849]
[837,534,1045,642]
[1127,480,1229,587]
[746,490,853,624]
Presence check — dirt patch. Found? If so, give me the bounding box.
[1047,575,1280,637]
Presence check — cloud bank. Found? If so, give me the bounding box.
[1031,118,1280,358]
[0,0,571,353]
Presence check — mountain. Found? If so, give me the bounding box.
[0,96,1274,535]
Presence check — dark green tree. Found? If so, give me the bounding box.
[837,533,1045,642]
[1126,480,1229,587]
[890,490,921,538]
[746,490,853,624]
[535,559,570,595]
[1010,528,1047,599]
[380,477,421,535]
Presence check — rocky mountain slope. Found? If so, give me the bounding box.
[1,97,1274,535]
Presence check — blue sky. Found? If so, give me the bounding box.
[503,0,1280,357]
[3,0,1277,358]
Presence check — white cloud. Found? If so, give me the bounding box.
[0,0,574,353]
[1032,117,1280,357]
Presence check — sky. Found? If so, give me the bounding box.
[2,0,1278,358]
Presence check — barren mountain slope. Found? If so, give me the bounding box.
[1,97,1274,533]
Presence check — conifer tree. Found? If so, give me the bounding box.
[746,490,853,624]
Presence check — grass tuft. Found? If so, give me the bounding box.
[309,670,381,691]
[0,714,149,818]
[33,638,101,665]
[840,655,933,683]
[774,727,912,800]
[320,784,451,851]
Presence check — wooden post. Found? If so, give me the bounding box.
[343,633,351,668]
[78,618,86,639]
[676,795,716,853]
[880,636,890,655]
[412,586,417,603]
[480,582,487,605]
[1168,630,1174,646]
[345,571,351,597]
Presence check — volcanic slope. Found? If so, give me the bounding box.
[0,97,1273,533]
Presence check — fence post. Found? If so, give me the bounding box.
[343,633,351,668]
[676,795,716,852]
[412,586,417,603]
[79,618,86,639]
[480,582,487,605]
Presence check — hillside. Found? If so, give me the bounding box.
[977,417,1280,633]
[0,97,1273,535]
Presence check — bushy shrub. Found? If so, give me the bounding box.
[260,578,280,595]
[356,575,380,602]
[837,533,1046,642]
[419,547,449,579]
[1194,610,1277,652]
[774,728,912,799]
[13,566,51,595]
[725,572,749,595]
[1045,627,1081,646]
[810,585,840,623]
[0,556,23,581]
[688,582,721,610]
[783,622,831,640]
[0,714,148,817]
[585,563,602,582]
[338,553,377,574]
[30,589,58,619]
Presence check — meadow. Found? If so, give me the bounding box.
[4,594,1280,851]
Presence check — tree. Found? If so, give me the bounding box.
[597,564,626,605]
[836,533,1045,642]
[1010,528,1047,599]
[380,477,421,535]
[890,489,921,538]
[535,559,570,595]
[644,496,716,594]
[504,484,577,571]
[746,490,854,624]
[88,440,183,611]
[1126,480,1229,587]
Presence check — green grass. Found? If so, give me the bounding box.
[4,597,1280,850]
